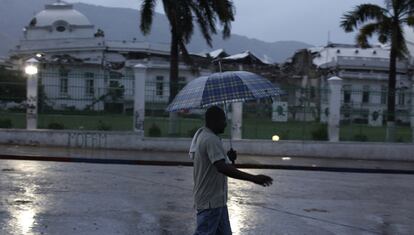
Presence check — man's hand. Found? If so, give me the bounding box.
[214,160,274,187]
[227,148,237,164]
[252,175,273,187]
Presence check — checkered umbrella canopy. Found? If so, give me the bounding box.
[166,71,283,112]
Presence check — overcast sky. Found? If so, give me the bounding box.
[64,0,384,46]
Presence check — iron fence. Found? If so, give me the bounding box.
[0,68,412,142]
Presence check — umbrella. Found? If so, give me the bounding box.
[166,71,283,112]
[166,71,284,163]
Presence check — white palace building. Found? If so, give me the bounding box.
[7,1,414,128]
[9,0,210,111]
[312,43,413,126]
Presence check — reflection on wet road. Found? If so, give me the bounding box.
[1,160,413,235]
[1,162,45,235]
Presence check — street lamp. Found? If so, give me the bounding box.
[25,58,39,76]
[25,58,39,130]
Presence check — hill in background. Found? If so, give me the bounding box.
[0,0,312,63]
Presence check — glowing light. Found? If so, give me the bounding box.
[35,53,43,58]
[272,135,280,141]
[282,157,291,161]
[25,65,38,75]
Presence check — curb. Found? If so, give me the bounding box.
[1,154,414,175]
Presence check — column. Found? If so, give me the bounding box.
[327,76,342,142]
[25,58,39,130]
[133,64,147,133]
[231,102,243,140]
[231,64,244,140]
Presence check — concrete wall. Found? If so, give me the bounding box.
[0,129,413,161]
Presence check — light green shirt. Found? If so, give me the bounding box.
[192,127,230,210]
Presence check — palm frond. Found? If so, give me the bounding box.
[140,0,157,34]
[340,4,388,32]
[377,17,392,43]
[211,0,235,38]
[189,1,217,46]
[198,0,217,32]
[406,0,414,13]
[177,1,195,44]
[357,23,383,47]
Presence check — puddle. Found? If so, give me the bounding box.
[2,168,16,172]
[303,208,328,213]
[11,200,33,206]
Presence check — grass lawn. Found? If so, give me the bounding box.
[0,112,412,142]
[340,124,412,142]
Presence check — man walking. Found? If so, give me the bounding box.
[191,106,273,235]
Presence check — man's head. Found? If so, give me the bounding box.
[205,106,227,134]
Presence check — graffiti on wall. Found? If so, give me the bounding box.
[67,132,107,148]
[134,110,144,131]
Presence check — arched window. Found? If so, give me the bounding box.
[53,20,69,32]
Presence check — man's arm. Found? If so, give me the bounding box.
[213,160,273,187]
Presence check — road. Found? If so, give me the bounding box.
[0,160,413,235]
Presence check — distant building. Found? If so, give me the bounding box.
[0,57,12,70]
[289,43,413,125]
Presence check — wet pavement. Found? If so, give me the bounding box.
[0,159,413,235]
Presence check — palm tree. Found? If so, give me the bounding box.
[140,0,235,135]
[340,0,414,141]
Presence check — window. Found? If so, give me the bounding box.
[56,26,66,32]
[54,20,68,33]
[381,85,387,104]
[109,80,120,89]
[362,85,370,104]
[398,90,406,105]
[85,79,94,97]
[343,85,352,103]
[109,71,123,80]
[84,72,94,79]
[60,78,68,95]
[178,76,187,90]
[156,76,164,96]
[310,86,316,99]
[84,72,95,96]
[59,70,68,95]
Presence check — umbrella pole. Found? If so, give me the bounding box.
[223,102,232,149]
[223,102,236,164]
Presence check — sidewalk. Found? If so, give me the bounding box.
[1,144,414,174]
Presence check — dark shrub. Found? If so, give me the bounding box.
[353,133,367,142]
[0,119,12,128]
[97,120,112,131]
[47,122,64,130]
[148,123,161,137]
[311,125,328,140]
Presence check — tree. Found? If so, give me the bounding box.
[340,0,414,141]
[0,68,26,103]
[140,0,235,135]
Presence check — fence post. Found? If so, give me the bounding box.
[231,64,244,140]
[25,58,39,130]
[328,76,342,142]
[231,102,243,140]
[133,64,147,134]
[411,84,414,143]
